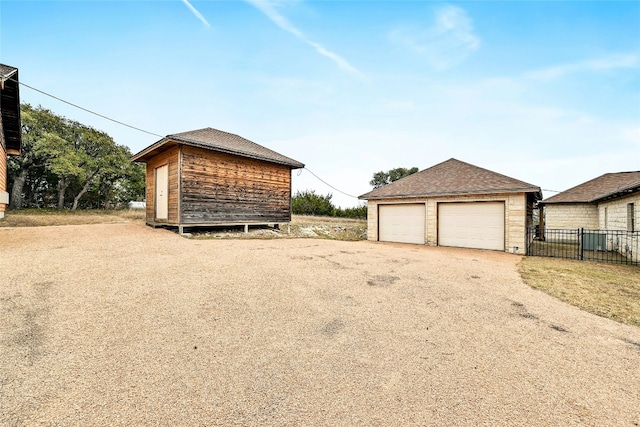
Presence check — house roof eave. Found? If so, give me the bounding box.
[130,137,173,162]
[541,183,640,205]
[0,64,22,154]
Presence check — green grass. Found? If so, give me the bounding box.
[519,257,640,327]
[1,208,146,227]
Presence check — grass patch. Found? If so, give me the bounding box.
[1,208,146,227]
[519,257,640,327]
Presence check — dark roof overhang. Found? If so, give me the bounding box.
[0,64,21,155]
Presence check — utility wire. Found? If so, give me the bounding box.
[13,78,374,200]
[13,78,164,138]
[303,168,359,199]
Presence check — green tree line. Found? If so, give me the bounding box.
[291,190,368,219]
[8,104,145,210]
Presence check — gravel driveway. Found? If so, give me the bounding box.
[1,224,639,426]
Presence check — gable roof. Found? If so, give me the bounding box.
[359,158,541,200]
[0,63,22,154]
[132,127,304,168]
[542,171,640,204]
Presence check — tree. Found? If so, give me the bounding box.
[8,104,67,209]
[291,190,367,219]
[369,167,419,189]
[291,190,335,216]
[333,204,367,219]
[42,123,133,211]
[8,104,144,210]
[101,155,146,208]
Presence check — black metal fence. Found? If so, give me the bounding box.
[527,227,640,265]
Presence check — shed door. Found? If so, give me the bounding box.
[155,164,169,220]
[438,202,504,250]
[378,204,425,244]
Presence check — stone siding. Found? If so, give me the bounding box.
[366,192,530,254]
[599,195,639,263]
[599,194,639,231]
[544,204,598,230]
[543,196,639,263]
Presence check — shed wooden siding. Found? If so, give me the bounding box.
[145,146,180,224]
[180,146,291,224]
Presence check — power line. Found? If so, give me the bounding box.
[15,78,362,200]
[303,168,359,199]
[13,78,164,138]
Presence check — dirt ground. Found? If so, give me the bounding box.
[1,223,639,426]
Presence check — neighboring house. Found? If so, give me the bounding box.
[132,127,304,234]
[540,171,640,232]
[0,64,22,220]
[358,158,541,254]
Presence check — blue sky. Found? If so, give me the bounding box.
[1,0,639,207]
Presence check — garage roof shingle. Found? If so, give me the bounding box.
[359,158,541,200]
[542,171,640,204]
[132,127,304,169]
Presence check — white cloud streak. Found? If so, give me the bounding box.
[181,0,210,27]
[389,5,480,70]
[524,53,639,80]
[244,0,364,78]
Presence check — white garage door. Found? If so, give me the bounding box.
[378,204,425,244]
[438,202,505,250]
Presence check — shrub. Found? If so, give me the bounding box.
[291,190,335,216]
[292,190,367,219]
[333,205,367,219]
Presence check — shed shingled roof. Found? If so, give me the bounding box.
[132,127,304,169]
[542,172,640,204]
[359,158,541,200]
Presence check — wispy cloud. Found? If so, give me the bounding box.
[181,0,210,27]
[389,5,480,71]
[244,0,364,78]
[524,53,639,80]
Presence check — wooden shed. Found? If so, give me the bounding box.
[131,127,304,234]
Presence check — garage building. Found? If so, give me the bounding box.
[359,159,541,254]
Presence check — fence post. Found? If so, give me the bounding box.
[579,228,584,260]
